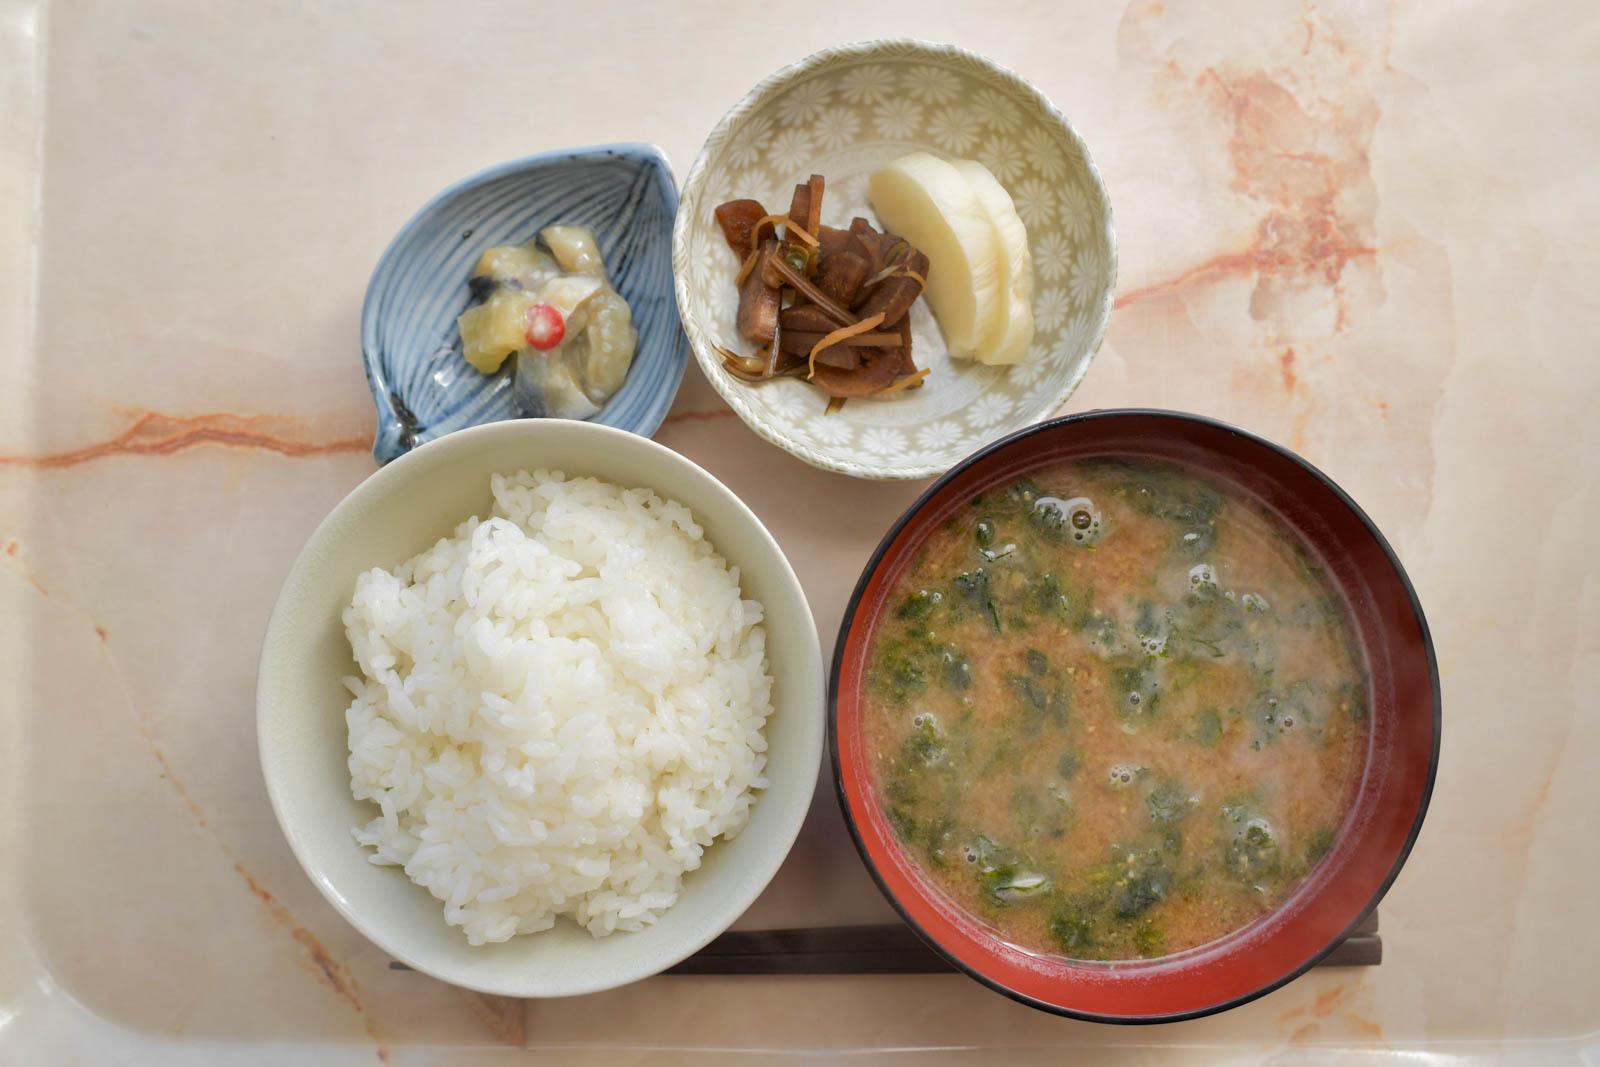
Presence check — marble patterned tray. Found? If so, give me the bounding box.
[6,0,1598,1061]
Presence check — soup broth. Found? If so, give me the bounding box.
[863,458,1368,960]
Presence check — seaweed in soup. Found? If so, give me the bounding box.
[861,457,1368,960]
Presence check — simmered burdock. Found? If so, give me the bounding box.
[713,174,930,407]
[736,239,781,346]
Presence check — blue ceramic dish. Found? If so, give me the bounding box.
[361,144,688,464]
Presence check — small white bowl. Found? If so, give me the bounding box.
[256,419,824,997]
[674,39,1117,480]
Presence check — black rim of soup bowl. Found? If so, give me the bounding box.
[827,408,1441,1024]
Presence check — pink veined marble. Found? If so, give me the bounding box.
[1,0,1596,1060]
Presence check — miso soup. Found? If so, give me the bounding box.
[863,458,1368,960]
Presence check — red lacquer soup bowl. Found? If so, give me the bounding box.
[830,410,1439,1022]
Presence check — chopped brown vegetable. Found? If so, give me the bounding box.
[812,346,862,371]
[714,199,769,257]
[855,248,930,327]
[736,239,781,346]
[895,313,918,377]
[787,182,811,233]
[849,218,889,276]
[817,224,869,260]
[780,304,839,334]
[779,330,902,355]
[802,175,823,235]
[733,245,762,288]
[715,174,928,407]
[806,312,886,379]
[816,250,870,306]
[769,254,855,326]
[811,347,905,397]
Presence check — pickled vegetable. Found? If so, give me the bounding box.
[457,225,637,421]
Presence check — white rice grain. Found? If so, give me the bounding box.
[343,470,772,945]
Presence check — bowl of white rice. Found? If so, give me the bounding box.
[256,418,823,997]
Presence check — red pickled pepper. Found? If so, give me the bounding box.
[523,303,566,350]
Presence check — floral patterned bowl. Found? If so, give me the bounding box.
[673,40,1116,480]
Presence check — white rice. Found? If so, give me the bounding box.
[342,470,772,945]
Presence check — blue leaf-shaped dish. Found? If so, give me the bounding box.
[361,144,689,464]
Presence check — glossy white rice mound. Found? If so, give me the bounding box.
[342,470,772,945]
